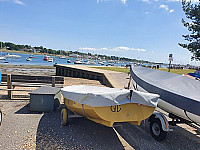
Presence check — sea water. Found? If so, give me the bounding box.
[0,52,128,67]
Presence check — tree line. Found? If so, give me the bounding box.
[0,41,146,62]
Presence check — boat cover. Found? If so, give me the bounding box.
[130,65,200,116]
[61,85,159,107]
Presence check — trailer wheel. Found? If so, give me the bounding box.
[0,110,2,126]
[150,118,167,141]
[61,108,68,126]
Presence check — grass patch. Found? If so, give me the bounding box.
[92,66,195,75]
[92,67,129,74]
[158,68,195,75]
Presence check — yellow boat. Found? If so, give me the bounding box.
[61,85,159,127]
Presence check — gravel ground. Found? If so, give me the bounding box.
[1,99,200,150]
[0,65,200,149]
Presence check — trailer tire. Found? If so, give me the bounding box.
[150,118,167,141]
[61,108,68,126]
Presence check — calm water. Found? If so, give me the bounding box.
[0,52,128,67]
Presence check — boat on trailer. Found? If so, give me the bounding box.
[130,65,200,140]
[61,85,159,127]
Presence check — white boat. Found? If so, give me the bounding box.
[82,59,96,65]
[61,85,159,127]
[98,61,104,65]
[82,60,96,65]
[67,59,71,63]
[0,56,5,60]
[88,60,96,65]
[59,56,67,59]
[5,53,21,58]
[74,59,82,64]
[48,57,53,62]
[130,65,200,124]
[130,65,200,141]
[26,57,31,61]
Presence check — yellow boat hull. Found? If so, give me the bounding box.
[64,98,155,127]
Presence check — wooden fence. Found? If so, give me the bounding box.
[1,74,64,99]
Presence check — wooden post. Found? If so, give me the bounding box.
[168,60,171,72]
[52,76,55,87]
[56,67,59,76]
[7,74,12,99]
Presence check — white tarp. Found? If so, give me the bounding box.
[61,85,159,107]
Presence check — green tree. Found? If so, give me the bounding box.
[179,0,200,60]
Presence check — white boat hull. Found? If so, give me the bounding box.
[158,99,200,124]
[130,65,200,125]
[0,57,5,60]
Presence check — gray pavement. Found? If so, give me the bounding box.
[108,72,130,88]
[1,101,200,150]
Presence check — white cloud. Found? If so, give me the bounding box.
[160,4,175,13]
[97,0,128,4]
[97,0,104,3]
[145,11,150,14]
[142,0,150,3]
[168,0,199,2]
[79,46,147,52]
[100,47,109,51]
[0,0,24,5]
[160,4,169,11]
[121,0,127,4]
[79,47,97,51]
[13,0,24,5]
[107,47,147,52]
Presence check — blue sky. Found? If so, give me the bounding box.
[0,0,199,65]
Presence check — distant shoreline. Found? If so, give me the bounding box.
[1,49,58,56]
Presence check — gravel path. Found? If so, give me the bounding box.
[1,100,200,150]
